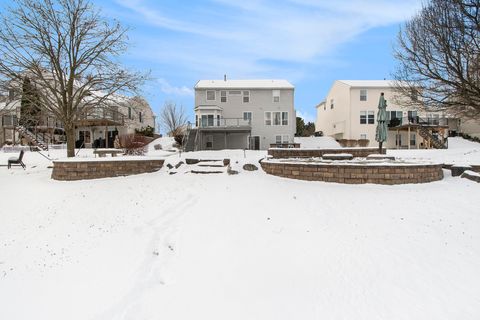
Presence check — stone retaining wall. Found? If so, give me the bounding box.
[260,160,443,185]
[52,159,164,181]
[267,148,384,159]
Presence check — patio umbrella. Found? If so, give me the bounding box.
[375,92,388,153]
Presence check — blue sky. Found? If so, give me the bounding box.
[6,0,423,129]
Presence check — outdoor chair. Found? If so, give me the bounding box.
[7,150,26,169]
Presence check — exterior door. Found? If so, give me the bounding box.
[250,136,260,150]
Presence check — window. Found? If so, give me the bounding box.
[139,111,143,123]
[388,111,402,120]
[410,133,416,146]
[281,112,288,125]
[275,135,289,144]
[368,111,374,124]
[360,134,367,140]
[360,111,374,124]
[360,89,367,101]
[273,90,280,103]
[408,111,417,123]
[201,114,215,127]
[79,130,91,144]
[195,115,198,127]
[265,112,272,125]
[220,91,227,103]
[206,135,213,149]
[206,90,215,101]
[330,99,334,109]
[273,112,281,125]
[396,134,402,147]
[360,111,367,124]
[243,91,250,103]
[388,111,403,126]
[217,114,221,126]
[243,112,252,123]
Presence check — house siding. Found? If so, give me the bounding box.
[194,82,296,150]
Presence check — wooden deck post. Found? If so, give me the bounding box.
[408,126,411,149]
[105,125,108,148]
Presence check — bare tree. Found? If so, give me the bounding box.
[0,0,147,157]
[393,0,480,120]
[159,101,188,136]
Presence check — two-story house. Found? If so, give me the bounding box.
[185,79,296,151]
[1,87,155,149]
[315,80,452,149]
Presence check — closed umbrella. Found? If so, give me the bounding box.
[375,92,388,153]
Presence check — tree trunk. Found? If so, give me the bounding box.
[66,125,75,157]
[379,141,383,154]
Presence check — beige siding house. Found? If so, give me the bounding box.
[316,80,452,149]
[185,79,296,151]
[1,89,155,148]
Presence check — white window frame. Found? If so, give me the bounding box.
[360,111,367,124]
[206,90,216,101]
[272,90,280,103]
[275,134,289,144]
[243,91,250,103]
[220,90,227,103]
[367,111,374,124]
[79,130,91,144]
[243,111,252,124]
[201,114,215,127]
[330,99,334,109]
[281,112,288,126]
[410,133,416,146]
[273,111,281,126]
[360,89,367,101]
[265,112,272,126]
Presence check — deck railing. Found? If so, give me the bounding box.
[388,116,448,127]
[198,118,251,128]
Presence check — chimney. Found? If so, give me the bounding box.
[224,74,227,81]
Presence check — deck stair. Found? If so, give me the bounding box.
[418,125,447,149]
[15,125,49,151]
[183,127,198,152]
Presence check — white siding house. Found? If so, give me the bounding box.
[186,79,296,151]
[315,80,451,149]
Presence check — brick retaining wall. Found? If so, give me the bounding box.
[267,148,385,159]
[52,159,165,181]
[260,160,443,185]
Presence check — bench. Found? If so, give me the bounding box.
[269,143,301,148]
[93,148,124,158]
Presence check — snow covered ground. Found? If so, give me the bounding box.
[0,137,479,320]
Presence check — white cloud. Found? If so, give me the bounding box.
[117,0,422,80]
[157,79,193,97]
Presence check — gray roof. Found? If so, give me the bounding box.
[195,79,294,89]
[337,80,397,88]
